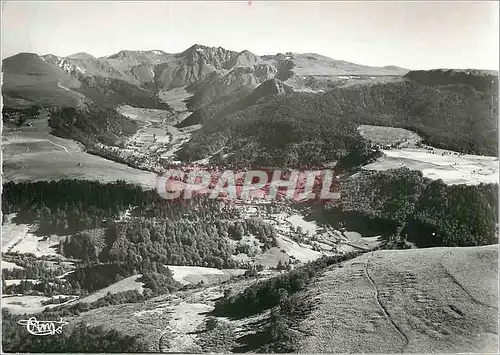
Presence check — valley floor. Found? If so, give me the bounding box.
[2,115,157,188]
[358,124,499,185]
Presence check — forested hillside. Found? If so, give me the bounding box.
[405,69,498,93]
[179,91,375,168]
[321,168,498,247]
[2,180,278,296]
[179,79,497,167]
[47,104,140,146]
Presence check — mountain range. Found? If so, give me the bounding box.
[1,44,413,109]
[2,44,498,161]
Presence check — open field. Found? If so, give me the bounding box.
[2,295,78,315]
[2,216,65,257]
[2,116,158,188]
[254,247,291,268]
[165,265,245,286]
[358,124,422,146]
[158,87,193,112]
[2,214,37,253]
[9,233,65,257]
[365,147,499,185]
[77,275,144,304]
[276,236,323,262]
[359,124,499,185]
[1,261,24,270]
[286,214,318,235]
[298,245,498,353]
[2,296,54,315]
[342,231,383,250]
[4,279,40,286]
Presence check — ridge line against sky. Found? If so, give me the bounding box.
[1,1,499,70]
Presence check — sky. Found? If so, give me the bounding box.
[1,1,498,70]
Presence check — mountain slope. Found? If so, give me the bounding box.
[3,45,409,111]
[48,103,140,146]
[3,52,170,111]
[297,246,498,353]
[2,53,85,108]
[176,78,293,129]
[178,77,497,166]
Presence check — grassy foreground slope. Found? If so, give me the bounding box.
[297,245,498,353]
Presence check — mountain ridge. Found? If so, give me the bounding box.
[3,44,497,163]
[2,45,413,112]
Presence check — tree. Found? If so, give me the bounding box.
[205,317,218,331]
[223,288,232,299]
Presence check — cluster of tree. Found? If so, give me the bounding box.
[41,290,146,319]
[406,181,498,247]
[140,268,181,297]
[321,168,498,247]
[212,252,360,318]
[253,287,323,353]
[258,308,302,353]
[94,217,258,269]
[242,263,265,278]
[2,106,41,126]
[177,83,254,128]
[62,229,107,262]
[2,180,238,235]
[3,262,141,297]
[2,255,68,280]
[195,317,237,353]
[227,218,277,247]
[84,289,145,308]
[60,216,277,271]
[4,260,177,297]
[3,180,282,302]
[3,180,146,232]
[4,278,75,297]
[2,310,148,353]
[64,262,138,293]
[339,80,497,156]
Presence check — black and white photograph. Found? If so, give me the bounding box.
[1,1,498,353]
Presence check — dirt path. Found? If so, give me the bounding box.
[439,251,498,311]
[158,287,222,352]
[364,253,409,352]
[45,139,70,153]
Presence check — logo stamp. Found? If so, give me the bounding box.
[18,317,69,336]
